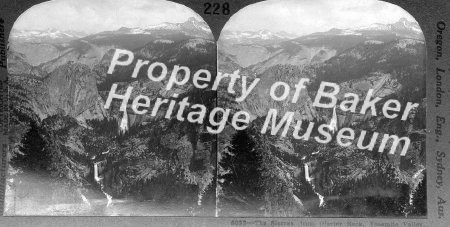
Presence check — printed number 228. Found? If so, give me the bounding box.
[204,2,230,15]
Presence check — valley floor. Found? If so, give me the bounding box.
[5,170,211,216]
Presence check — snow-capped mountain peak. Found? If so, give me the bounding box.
[181,17,211,32]
[121,17,212,38]
[391,17,422,33]
[141,17,209,32]
[356,17,421,34]
[144,22,179,30]
[356,23,390,31]
[10,28,88,43]
[304,18,424,40]
[221,29,298,43]
[11,17,213,43]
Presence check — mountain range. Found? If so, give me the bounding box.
[10,28,88,43]
[8,16,216,124]
[8,15,426,217]
[10,17,212,44]
[219,18,424,70]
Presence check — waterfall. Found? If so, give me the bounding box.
[75,187,91,208]
[80,193,91,206]
[93,163,102,182]
[119,111,128,133]
[94,162,113,207]
[197,192,203,206]
[197,182,208,206]
[329,105,338,134]
[304,163,312,182]
[304,163,325,207]
[293,194,304,206]
[105,193,113,207]
[409,167,425,206]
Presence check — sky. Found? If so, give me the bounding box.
[223,0,418,36]
[13,0,203,34]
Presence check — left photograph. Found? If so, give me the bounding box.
[6,0,217,216]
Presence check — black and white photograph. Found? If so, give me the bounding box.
[6,0,217,216]
[217,0,426,217]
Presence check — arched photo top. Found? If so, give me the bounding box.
[8,0,214,67]
[10,0,213,41]
[218,0,425,70]
[220,0,424,40]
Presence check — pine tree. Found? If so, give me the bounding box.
[15,121,50,170]
[220,129,263,200]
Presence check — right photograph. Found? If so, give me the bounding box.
[217,0,426,217]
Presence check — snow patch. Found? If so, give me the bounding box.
[338,29,362,35]
[364,40,384,45]
[129,28,151,34]
[154,39,174,44]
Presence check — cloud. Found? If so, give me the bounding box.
[223,0,417,35]
[13,0,202,33]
